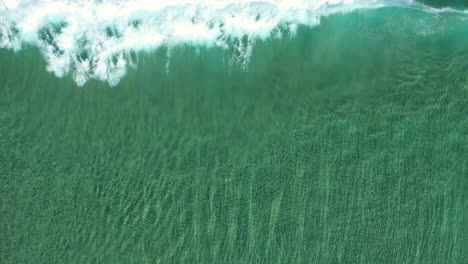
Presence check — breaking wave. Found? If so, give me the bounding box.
[0,0,465,86]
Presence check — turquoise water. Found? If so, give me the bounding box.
[1,1,467,263]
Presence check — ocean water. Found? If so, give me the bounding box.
[0,1,467,263]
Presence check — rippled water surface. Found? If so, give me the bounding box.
[0,1,467,263]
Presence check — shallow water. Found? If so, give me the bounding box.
[1,2,467,264]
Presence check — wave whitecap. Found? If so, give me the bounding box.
[0,0,454,86]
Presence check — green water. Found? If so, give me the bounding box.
[419,0,468,9]
[1,7,467,263]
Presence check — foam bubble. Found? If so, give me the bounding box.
[0,0,417,86]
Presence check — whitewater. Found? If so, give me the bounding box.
[0,0,465,86]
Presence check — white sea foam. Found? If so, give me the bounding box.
[0,0,424,86]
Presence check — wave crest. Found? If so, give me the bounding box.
[0,0,417,86]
